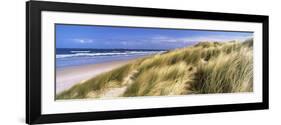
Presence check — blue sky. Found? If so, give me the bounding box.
[56,24,253,50]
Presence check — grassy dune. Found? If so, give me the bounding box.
[56,39,253,99]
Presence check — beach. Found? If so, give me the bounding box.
[56,59,132,94]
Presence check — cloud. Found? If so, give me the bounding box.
[150,34,253,44]
[181,35,253,42]
[151,36,183,43]
[72,38,94,44]
[121,41,128,45]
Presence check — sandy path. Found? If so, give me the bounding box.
[98,70,138,98]
[56,60,131,94]
[99,87,128,99]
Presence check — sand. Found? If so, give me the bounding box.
[56,60,132,94]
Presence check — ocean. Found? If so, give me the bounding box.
[56,48,166,68]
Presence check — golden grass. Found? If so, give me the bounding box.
[56,39,253,100]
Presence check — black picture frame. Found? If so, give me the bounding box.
[26,1,269,124]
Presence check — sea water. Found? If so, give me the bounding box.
[56,48,165,68]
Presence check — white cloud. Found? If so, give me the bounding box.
[181,35,253,42]
[151,35,253,44]
[151,36,183,43]
[121,41,128,45]
[73,38,94,44]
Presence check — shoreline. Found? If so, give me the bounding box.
[56,59,133,95]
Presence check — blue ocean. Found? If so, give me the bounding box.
[56,48,166,68]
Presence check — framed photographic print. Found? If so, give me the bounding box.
[26,1,269,124]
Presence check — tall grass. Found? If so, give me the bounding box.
[56,39,253,100]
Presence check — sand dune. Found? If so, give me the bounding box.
[57,39,254,100]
